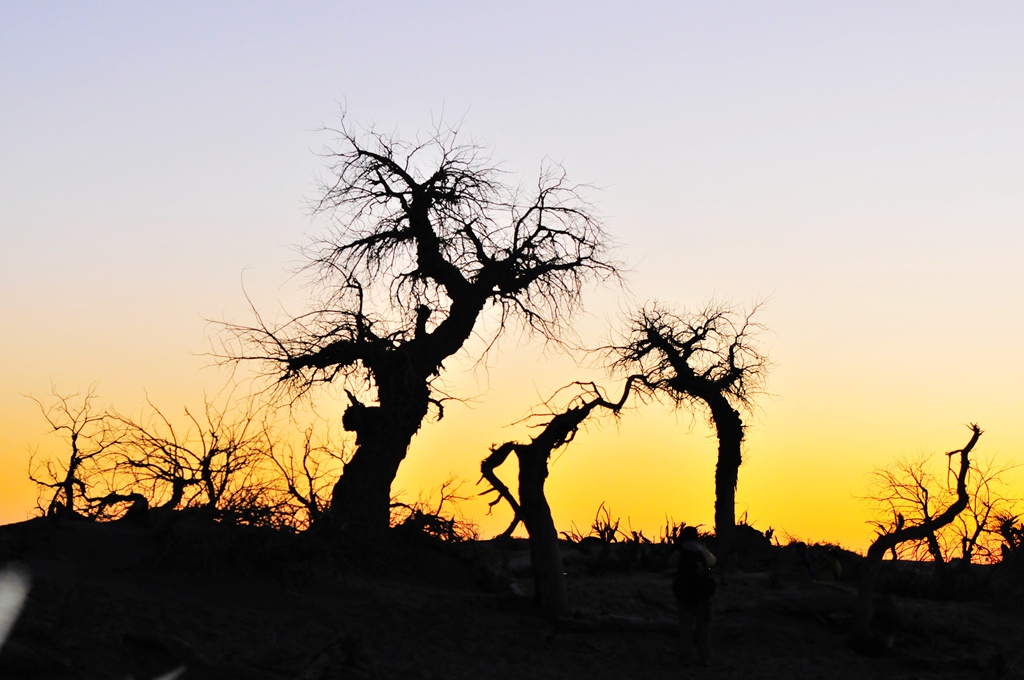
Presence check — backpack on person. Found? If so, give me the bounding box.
[673,546,716,601]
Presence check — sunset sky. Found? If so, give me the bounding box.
[3,3,1023,550]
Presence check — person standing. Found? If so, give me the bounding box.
[672,526,717,666]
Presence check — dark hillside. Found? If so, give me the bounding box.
[0,518,1017,679]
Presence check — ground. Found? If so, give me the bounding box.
[0,517,1019,679]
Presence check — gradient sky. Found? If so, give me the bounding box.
[3,2,1023,550]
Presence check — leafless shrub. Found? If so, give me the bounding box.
[27,386,127,519]
[391,475,479,543]
[109,394,283,524]
[659,518,690,546]
[590,502,624,544]
[261,424,349,531]
[26,388,352,532]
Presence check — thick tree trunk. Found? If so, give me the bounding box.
[709,398,744,560]
[518,444,570,620]
[330,430,410,535]
[329,378,431,537]
[324,296,485,538]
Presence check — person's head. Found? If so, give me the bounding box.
[678,526,700,543]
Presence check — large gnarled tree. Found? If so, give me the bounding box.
[612,302,768,557]
[228,118,618,535]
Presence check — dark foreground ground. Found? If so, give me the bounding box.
[0,517,1021,679]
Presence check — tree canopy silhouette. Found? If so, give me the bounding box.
[611,302,768,557]
[226,116,619,535]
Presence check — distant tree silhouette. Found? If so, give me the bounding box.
[611,302,768,558]
[110,395,289,526]
[28,386,126,519]
[480,377,642,619]
[855,424,982,636]
[262,424,348,530]
[865,448,1016,567]
[26,389,344,531]
[225,115,619,537]
[950,456,1018,565]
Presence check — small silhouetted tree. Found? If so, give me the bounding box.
[950,456,1018,565]
[855,424,982,636]
[480,377,642,619]
[611,302,768,557]
[997,513,1024,576]
[27,387,126,519]
[866,449,1016,567]
[262,424,348,530]
[226,116,619,536]
[111,395,287,526]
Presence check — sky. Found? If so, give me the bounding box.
[2,2,1023,550]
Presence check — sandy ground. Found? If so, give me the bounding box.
[0,517,1020,679]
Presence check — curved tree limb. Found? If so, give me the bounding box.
[855,423,983,636]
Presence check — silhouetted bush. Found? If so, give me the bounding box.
[27,389,349,534]
[390,476,479,544]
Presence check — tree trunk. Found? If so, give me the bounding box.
[925,527,946,573]
[325,297,484,538]
[329,435,404,535]
[330,379,431,537]
[708,397,744,560]
[518,443,571,620]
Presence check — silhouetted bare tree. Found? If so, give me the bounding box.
[261,424,348,530]
[480,376,642,619]
[111,395,292,526]
[225,116,619,536]
[855,424,982,636]
[950,456,1018,565]
[866,449,1016,566]
[611,302,768,557]
[27,388,336,529]
[28,387,127,519]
